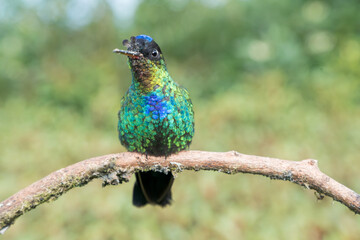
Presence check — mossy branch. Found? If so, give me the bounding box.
[1,150,359,234]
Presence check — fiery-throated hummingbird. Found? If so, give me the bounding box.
[114,35,194,207]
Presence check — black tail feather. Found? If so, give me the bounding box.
[132,171,174,207]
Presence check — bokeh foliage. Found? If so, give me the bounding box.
[0,0,359,239]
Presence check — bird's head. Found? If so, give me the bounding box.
[114,35,168,91]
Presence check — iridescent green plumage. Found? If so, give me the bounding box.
[118,79,194,155]
[115,35,194,207]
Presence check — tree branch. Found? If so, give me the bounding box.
[1,150,359,233]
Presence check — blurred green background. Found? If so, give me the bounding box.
[1,0,360,239]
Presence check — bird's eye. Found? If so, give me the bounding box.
[151,49,159,57]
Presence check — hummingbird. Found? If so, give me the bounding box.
[114,35,194,207]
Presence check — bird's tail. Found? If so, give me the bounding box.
[132,171,174,207]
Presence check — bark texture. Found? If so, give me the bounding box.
[1,151,359,234]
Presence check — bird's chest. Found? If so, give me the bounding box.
[130,92,184,134]
[119,89,191,155]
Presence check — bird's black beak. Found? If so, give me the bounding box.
[113,48,141,59]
